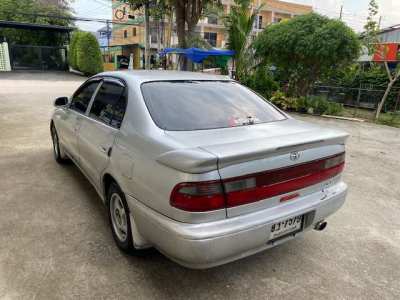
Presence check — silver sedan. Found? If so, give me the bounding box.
[50,71,348,269]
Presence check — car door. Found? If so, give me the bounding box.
[77,78,128,188]
[59,80,101,163]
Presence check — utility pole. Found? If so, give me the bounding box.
[339,5,343,20]
[144,2,150,70]
[106,19,110,47]
[378,16,382,29]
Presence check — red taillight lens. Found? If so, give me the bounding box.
[170,181,225,212]
[224,152,345,207]
[170,153,345,211]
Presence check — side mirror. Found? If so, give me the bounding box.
[54,97,69,107]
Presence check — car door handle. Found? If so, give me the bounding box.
[74,117,82,132]
[99,146,112,157]
[74,123,81,133]
[99,146,108,153]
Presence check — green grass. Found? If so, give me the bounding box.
[342,107,400,128]
[376,113,400,128]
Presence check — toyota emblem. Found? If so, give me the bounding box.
[290,151,301,161]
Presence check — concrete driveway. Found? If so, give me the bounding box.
[0,72,400,299]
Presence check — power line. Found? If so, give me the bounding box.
[0,10,141,26]
[77,4,111,17]
[91,0,112,8]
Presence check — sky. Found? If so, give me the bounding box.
[292,0,400,31]
[71,0,111,32]
[71,0,400,33]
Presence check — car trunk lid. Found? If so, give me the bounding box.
[165,118,348,217]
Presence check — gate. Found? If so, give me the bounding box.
[10,45,68,71]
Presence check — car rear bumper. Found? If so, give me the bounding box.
[126,181,347,269]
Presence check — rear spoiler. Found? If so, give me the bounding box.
[156,148,218,174]
[157,130,349,174]
[213,131,349,168]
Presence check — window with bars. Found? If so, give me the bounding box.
[204,32,217,47]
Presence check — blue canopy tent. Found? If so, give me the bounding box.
[160,47,235,64]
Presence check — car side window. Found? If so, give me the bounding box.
[89,81,127,129]
[70,81,99,114]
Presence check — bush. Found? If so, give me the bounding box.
[241,67,279,99]
[68,31,84,70]
[325,101,344,116]
[254,13,361,97]
[69,31,103,75]
[307,96,330,115]
[269,93,343,116]
[76,32,103,75]
[322,63,400,112]
[270,91,297,110]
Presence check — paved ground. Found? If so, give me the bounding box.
[1,72,400,299]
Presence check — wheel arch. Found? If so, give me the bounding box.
[103,173,121,205]
[102,172,151,249]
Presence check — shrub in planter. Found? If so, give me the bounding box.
[75,32,103,76]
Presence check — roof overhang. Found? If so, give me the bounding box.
[0,20,74,32]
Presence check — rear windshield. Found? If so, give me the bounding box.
[141,80,286,131]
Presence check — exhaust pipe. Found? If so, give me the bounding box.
[314,220,327,231]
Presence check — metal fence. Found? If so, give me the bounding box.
[311,85,400,112]
[9,45,68,71]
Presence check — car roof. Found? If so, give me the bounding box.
[97,70,231,83]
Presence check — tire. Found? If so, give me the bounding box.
[107,182,144,254]
[51,125,68,164]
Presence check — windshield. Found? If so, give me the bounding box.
[141,80,286,131]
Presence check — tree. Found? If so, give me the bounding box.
[128,0,219,69]
[224,0,259,81]
[172,0,207,48]
[376,64,400,119]
[254,13,361,97]
[363,0,400,119]
[0,0,73,46]
[161,0,219,48]
[363,0,379,55]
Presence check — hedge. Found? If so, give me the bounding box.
[68,31,103,76]
[68,31,83,70]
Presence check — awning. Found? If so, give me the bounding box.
[160,47,235,63]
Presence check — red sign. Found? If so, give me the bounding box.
[373,43,400,62]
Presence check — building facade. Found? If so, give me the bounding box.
[198,0,313,48]
[96,26,111,47]
[359,25,400,62]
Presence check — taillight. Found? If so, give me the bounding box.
[170,153,345,211]
[170,181,225,212]
[224,152,345,207]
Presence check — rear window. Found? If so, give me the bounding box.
[141,81,286,131]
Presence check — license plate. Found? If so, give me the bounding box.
[270,215,303,240]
